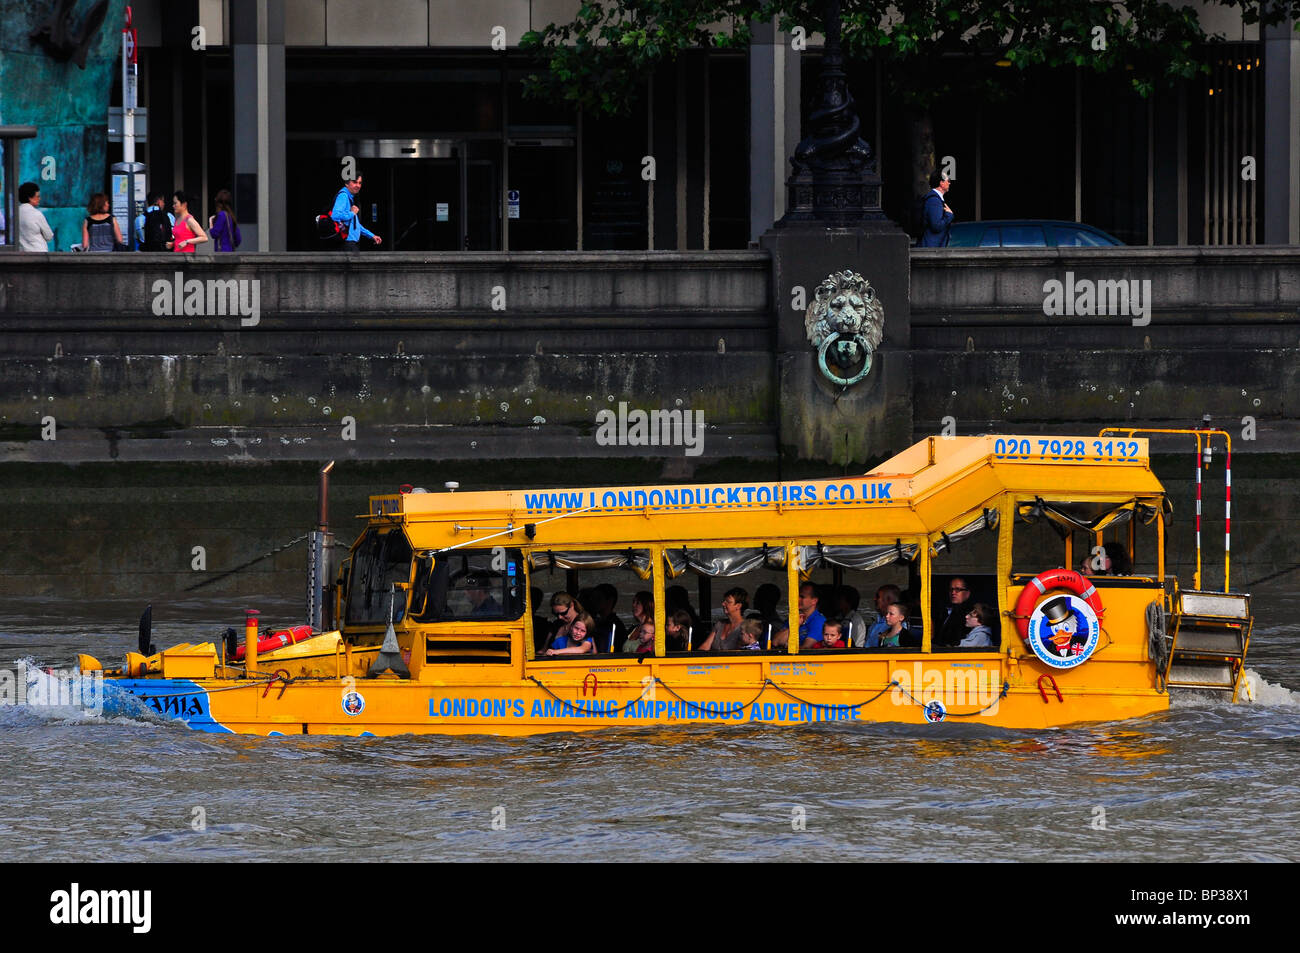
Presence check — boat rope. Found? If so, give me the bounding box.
[741,678,898,712]
[889,680,1010,718]
[184,533,312,591]
[1146,600,1170,691]
[525,675,654,717]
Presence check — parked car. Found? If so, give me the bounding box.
[946,220,1124,248]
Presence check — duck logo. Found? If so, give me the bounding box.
[922,700,946,723]
[1027,595,1100,669]
[341,690,366,716]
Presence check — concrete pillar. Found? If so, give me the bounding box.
[1262,16,1299,245]
[231,0,286,251]
[748,20,800,243]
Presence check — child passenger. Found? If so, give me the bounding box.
[635,621,656,654]
[813,620,846,650]
[665,610,692,652]
[738,618,764,651]
[546,614,596,656]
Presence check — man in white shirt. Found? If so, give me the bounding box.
[17,182,54,252]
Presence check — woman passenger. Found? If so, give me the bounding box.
[543,592,584,652]
[701,587,747,652]
[958,603,996,648]
[546,614,596,656]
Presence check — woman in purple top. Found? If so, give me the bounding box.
[208,189,242,252]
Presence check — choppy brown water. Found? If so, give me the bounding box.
[1,591,1297,862]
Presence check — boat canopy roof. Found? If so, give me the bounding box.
[371,435,1163,552]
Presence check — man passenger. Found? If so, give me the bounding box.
[772,582,826,650]
[935,577,972,647]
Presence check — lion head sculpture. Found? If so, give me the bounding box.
[804,270,885,386]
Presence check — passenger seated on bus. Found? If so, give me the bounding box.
[750,583,785,631]
[771,582,826,650]
[1079,543,1131,576]
[812,620,846,650]
[546,613,597,656]
[737,618,764,651]
[665,610,692,651]
[835,586,869,647]
[935,577,973,647]
[958,603,996,648]
[666,585,704,647]
[466,575,502,617]
[633,591,653,628]
[702,587,748,652]
[634,620,656,655]
[592,583,629,652]
[876,603,909,648]
[543,592,584,653]
[865,584,903,647]
[531,587,552,651]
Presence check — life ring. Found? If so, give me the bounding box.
[235,624,314,660]
[1013,569,1105,642]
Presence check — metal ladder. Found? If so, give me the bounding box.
[1165,590,1252,700]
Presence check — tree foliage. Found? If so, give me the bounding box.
[521,0,1300,115]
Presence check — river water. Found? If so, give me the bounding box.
[1,589,1297,864]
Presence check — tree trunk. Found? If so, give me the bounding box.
[909,110,936,199]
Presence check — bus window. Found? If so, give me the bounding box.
[930,514,1000,649]
[800,542,921,650]
[410,548,525,623]
[345,528,414,626]
[529,550,652,655]
[664,546,787,653]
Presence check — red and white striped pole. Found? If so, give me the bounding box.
[1224,442,1231,592]
[1194,434,1203,590]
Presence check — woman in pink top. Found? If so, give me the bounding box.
[170,191,208,253]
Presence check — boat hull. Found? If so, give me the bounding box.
[102,653,1169,736]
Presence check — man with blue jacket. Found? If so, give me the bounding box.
[919,171,954,247]
[331,174,382,248]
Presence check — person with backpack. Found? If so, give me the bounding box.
[208,188,242,252]
[329,173,382,249]
[136,191,175,251]
[917,171,954,247]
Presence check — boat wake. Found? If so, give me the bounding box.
[1237,668,1300,706]
[0,657,165,728]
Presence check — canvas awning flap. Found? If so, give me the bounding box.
[663,546,787,578]
[1015,498,1163,533]
[800,542,918,571]
[931,507,1000,554]
[528,549,652,579]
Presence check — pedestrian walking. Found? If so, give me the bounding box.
[208,188,241,251]
[17,182,54,252]
[136,191,175,250]
[330,173,382,249]
[171,190,208,253]
[81,193,124,252]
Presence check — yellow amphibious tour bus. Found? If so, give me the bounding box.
[81,431,1251,735]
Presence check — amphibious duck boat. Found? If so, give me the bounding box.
[77,430,1250,735]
